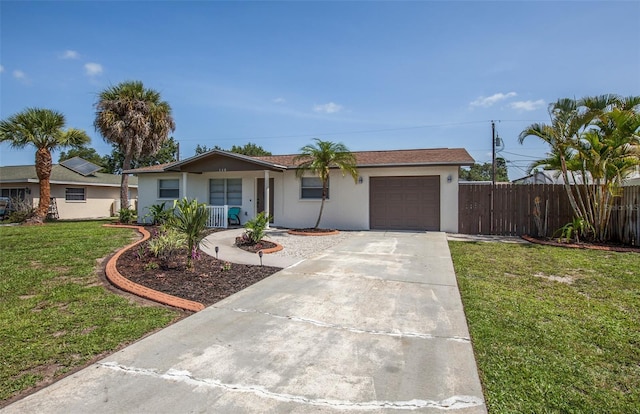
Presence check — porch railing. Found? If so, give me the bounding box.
[205,205,228,228]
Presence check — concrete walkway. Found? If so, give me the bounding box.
[3,231,486,413]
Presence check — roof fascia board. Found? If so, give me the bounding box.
[165,149,287,172]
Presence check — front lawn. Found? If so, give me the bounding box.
[450,241,640,413]
[0,221,180,404]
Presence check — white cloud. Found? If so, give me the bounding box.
[13,70,26,79]
[313,102,343,114]
[61,50,80,59]
[509,99,546,111]
[470,92,517,108]
[84,62,103,76]
[273,97,286,104]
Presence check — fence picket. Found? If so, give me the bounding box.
[458,184,639,246]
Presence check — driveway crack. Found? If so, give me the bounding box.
[98,362,483,410]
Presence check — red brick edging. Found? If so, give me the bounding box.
[260,241,283,254]
[102,224,205,312]
[287,229,340,236]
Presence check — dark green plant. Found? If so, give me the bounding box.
[118,208,136,224]
[244,212,271,244]
[167,198,208,268]
[554,217,594,243]
[144,202,173,225]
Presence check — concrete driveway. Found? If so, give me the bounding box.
[3,231,486,413]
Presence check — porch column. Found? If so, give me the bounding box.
[182,172,188,199]
[264,170,270,229]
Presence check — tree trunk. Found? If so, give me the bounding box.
[32,147,52,223]
[314,180,328,229]
[120,153,133,210]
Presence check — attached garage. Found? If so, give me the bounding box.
[369,176,440,231]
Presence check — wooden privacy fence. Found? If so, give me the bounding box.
[458,184,640,246]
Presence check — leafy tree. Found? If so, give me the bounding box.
[520,94,640,242]
[293,139,358,229]
[194,142,271,156]
[229,142,272,156]
[101,137,179,174]
[0,108,90,223]
[459,159,509,182]
[94,80,175,209]
[58,144,105,167]
[194,144,218,155]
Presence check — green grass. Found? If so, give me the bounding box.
[450,241,640,413]
[0,221,179,402]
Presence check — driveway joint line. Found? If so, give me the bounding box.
[214,306,471,343]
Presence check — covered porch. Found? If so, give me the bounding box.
[133,150,288,228]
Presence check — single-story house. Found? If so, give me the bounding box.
[0,157,137,220]
[513,169,640,186]
[127,147,474,232]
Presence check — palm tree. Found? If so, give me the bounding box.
[0,108,90,223]
[519,98,586,218]
[94,81,175,209]
[293,139,358,229]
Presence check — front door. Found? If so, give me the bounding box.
[256,178,275,223]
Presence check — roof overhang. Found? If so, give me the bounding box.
[127,150,288,174]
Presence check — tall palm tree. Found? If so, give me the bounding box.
[519,98,586,218]
[94,81,175,209]
[0,108,90,223]
[293,139,358,229]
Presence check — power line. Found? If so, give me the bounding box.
[176,120,495,143]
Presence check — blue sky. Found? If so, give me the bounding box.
[1,1,639,179]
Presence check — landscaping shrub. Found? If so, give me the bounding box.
[167,197,208,268]
[243,212,271,244]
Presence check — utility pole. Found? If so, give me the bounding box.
[490,120,496,234]
[491,120,496,186]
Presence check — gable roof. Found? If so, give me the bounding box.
[0,164,137,187]
[125,147,474,174]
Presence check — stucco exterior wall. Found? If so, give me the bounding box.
[136,165,460,232]
[276,165,459,231]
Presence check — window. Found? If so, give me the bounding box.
[65,187,86,201]
[1,188,26,200]
[301,177,328,199]
[209,178,242,205]
[158,179,179,199]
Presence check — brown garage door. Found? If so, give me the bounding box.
[369,176,440,231]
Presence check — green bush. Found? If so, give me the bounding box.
[147,226,186,263]
[144,202,173,225]
[167,198,208,268]
[244,212,271,244]
[118,208,136,224]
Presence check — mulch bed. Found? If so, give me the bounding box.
[116,243,281,306]
[522,234,640,253]
[235,239,279,253]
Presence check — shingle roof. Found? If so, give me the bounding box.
[0,164,137,187]
[256,148,474,168]
[125,147,474,174]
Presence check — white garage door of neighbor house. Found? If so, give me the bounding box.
[369,176,440,231]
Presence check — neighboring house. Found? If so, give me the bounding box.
[0,157,137,220]
[513,169,640,186]
[128,148,474,232]
[512,170,592,185]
